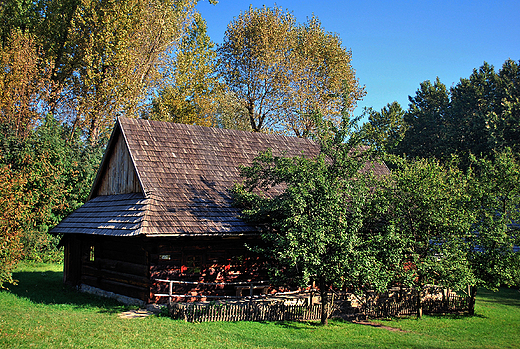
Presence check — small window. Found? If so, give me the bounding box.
[159,254,171,261]
[89,245,95,262]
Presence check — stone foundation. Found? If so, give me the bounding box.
[79,284,146,307]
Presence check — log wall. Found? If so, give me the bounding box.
[64,234,150,301]
[63,235,270,304]
[149,236,268,302]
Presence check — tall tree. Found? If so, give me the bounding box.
[218,6,364,136]
[61,0,205,143]
[448,62,500,158]
[282,16,364,137]
[494,59,520,153]
[397,78,450,159]
[1,0,214,142]
[150,12,222,126]
[0,0,39,47]
[0,31,52,140]
[212,90,253,131]
[360,101,407,154]
[218,6,294,133]
[232,117,388,325]
[385,60,520,162]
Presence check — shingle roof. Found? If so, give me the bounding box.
[53,118,323,237]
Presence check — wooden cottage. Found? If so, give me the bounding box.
[52,117,388,305]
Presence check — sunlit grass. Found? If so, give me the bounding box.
[1,263,519,348]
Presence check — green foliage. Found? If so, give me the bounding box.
[234,130,520,320]
[364,59,520,162]
[399,77,451,159]
[360,101,406,154]
[0,115,103,274]
[466,149,520,289]
[372,156,476,294]
[232,116,390,324]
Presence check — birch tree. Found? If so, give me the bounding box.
[218,6,364,136]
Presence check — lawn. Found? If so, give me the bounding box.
[1,262,519,348]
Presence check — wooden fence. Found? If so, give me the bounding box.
[167,293,469,322]
[156,278,471,322]
[169,301,327,322]
[363,294,470,319]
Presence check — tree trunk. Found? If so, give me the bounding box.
[416,287,423,319]
[468,285,477,315]
[319,277,329,326]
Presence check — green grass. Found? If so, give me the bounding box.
[1,263,519,348]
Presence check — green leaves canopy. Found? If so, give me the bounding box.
[232,121,389,324]
[372,156,476,292]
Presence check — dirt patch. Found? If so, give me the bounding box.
[352,320,409,332]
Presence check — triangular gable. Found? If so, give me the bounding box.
[89,119,144,199]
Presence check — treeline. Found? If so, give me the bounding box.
[232,58,520,325]
[361,59,520,162]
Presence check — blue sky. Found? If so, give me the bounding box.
[196,0,520,119]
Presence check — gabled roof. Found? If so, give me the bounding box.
[53,117,390,237]
[53,117,322,237]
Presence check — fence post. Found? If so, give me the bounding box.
[168,281,173,304]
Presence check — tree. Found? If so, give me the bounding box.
[494,59,520,153]
[448,62,500,158]
[0,114,104,265]
[218,6,364,136]
[232,117,388,325]
[360,101,407,154]
[60,0,206,143]
[0,162,28,288]
[385,60,520,163]
[218,6,294,133]
[282,16,365,137]
[465,149,520,312]
[0,0,215,143]
[0,30,53,140]
[150,13,222,126]
[371,155,476,317]
[212,90,253,131]
[397,78,450,159]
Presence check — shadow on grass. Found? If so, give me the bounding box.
[427,313,487,320]
[274,320,323,329]
[477,287,520,308]
[3,269,129,314]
